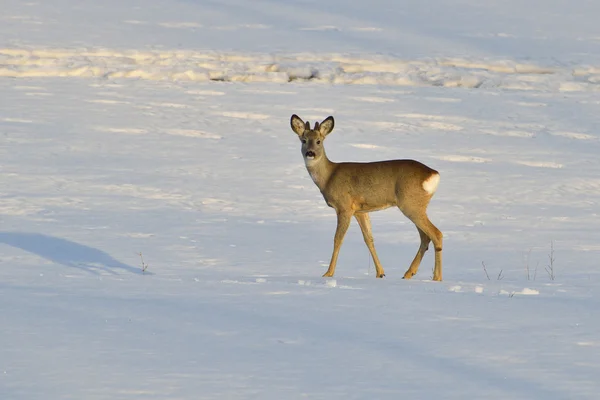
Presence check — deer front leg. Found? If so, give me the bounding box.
[354,213,386,278]
[323,210,352,277]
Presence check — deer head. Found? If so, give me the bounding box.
[290,114,335,165]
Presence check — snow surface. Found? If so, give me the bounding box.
[2,0,600,399]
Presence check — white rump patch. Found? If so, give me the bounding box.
[422,173,440,194]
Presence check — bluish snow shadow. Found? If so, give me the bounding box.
[0,232,145,275]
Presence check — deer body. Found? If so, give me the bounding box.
[291,114,443,281]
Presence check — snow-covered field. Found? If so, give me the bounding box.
[2,1,600,398]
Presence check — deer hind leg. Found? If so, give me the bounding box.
[323,210,353,277]
[354,213,386,278]
[403,227,431,280]
[403,211,443,281]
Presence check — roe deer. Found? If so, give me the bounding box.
[290,114,443,281]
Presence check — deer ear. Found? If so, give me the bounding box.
[290,114,305,136]
[319,116,334,136]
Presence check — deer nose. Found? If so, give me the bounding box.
[305,151,316,158]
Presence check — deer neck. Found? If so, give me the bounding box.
[305,152,335,191]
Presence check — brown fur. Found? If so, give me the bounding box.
[290,114,443,281]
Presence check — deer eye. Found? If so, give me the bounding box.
[317,140,321,144]
[302,139,307,143]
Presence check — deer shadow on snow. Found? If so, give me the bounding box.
[0,231,144,275]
